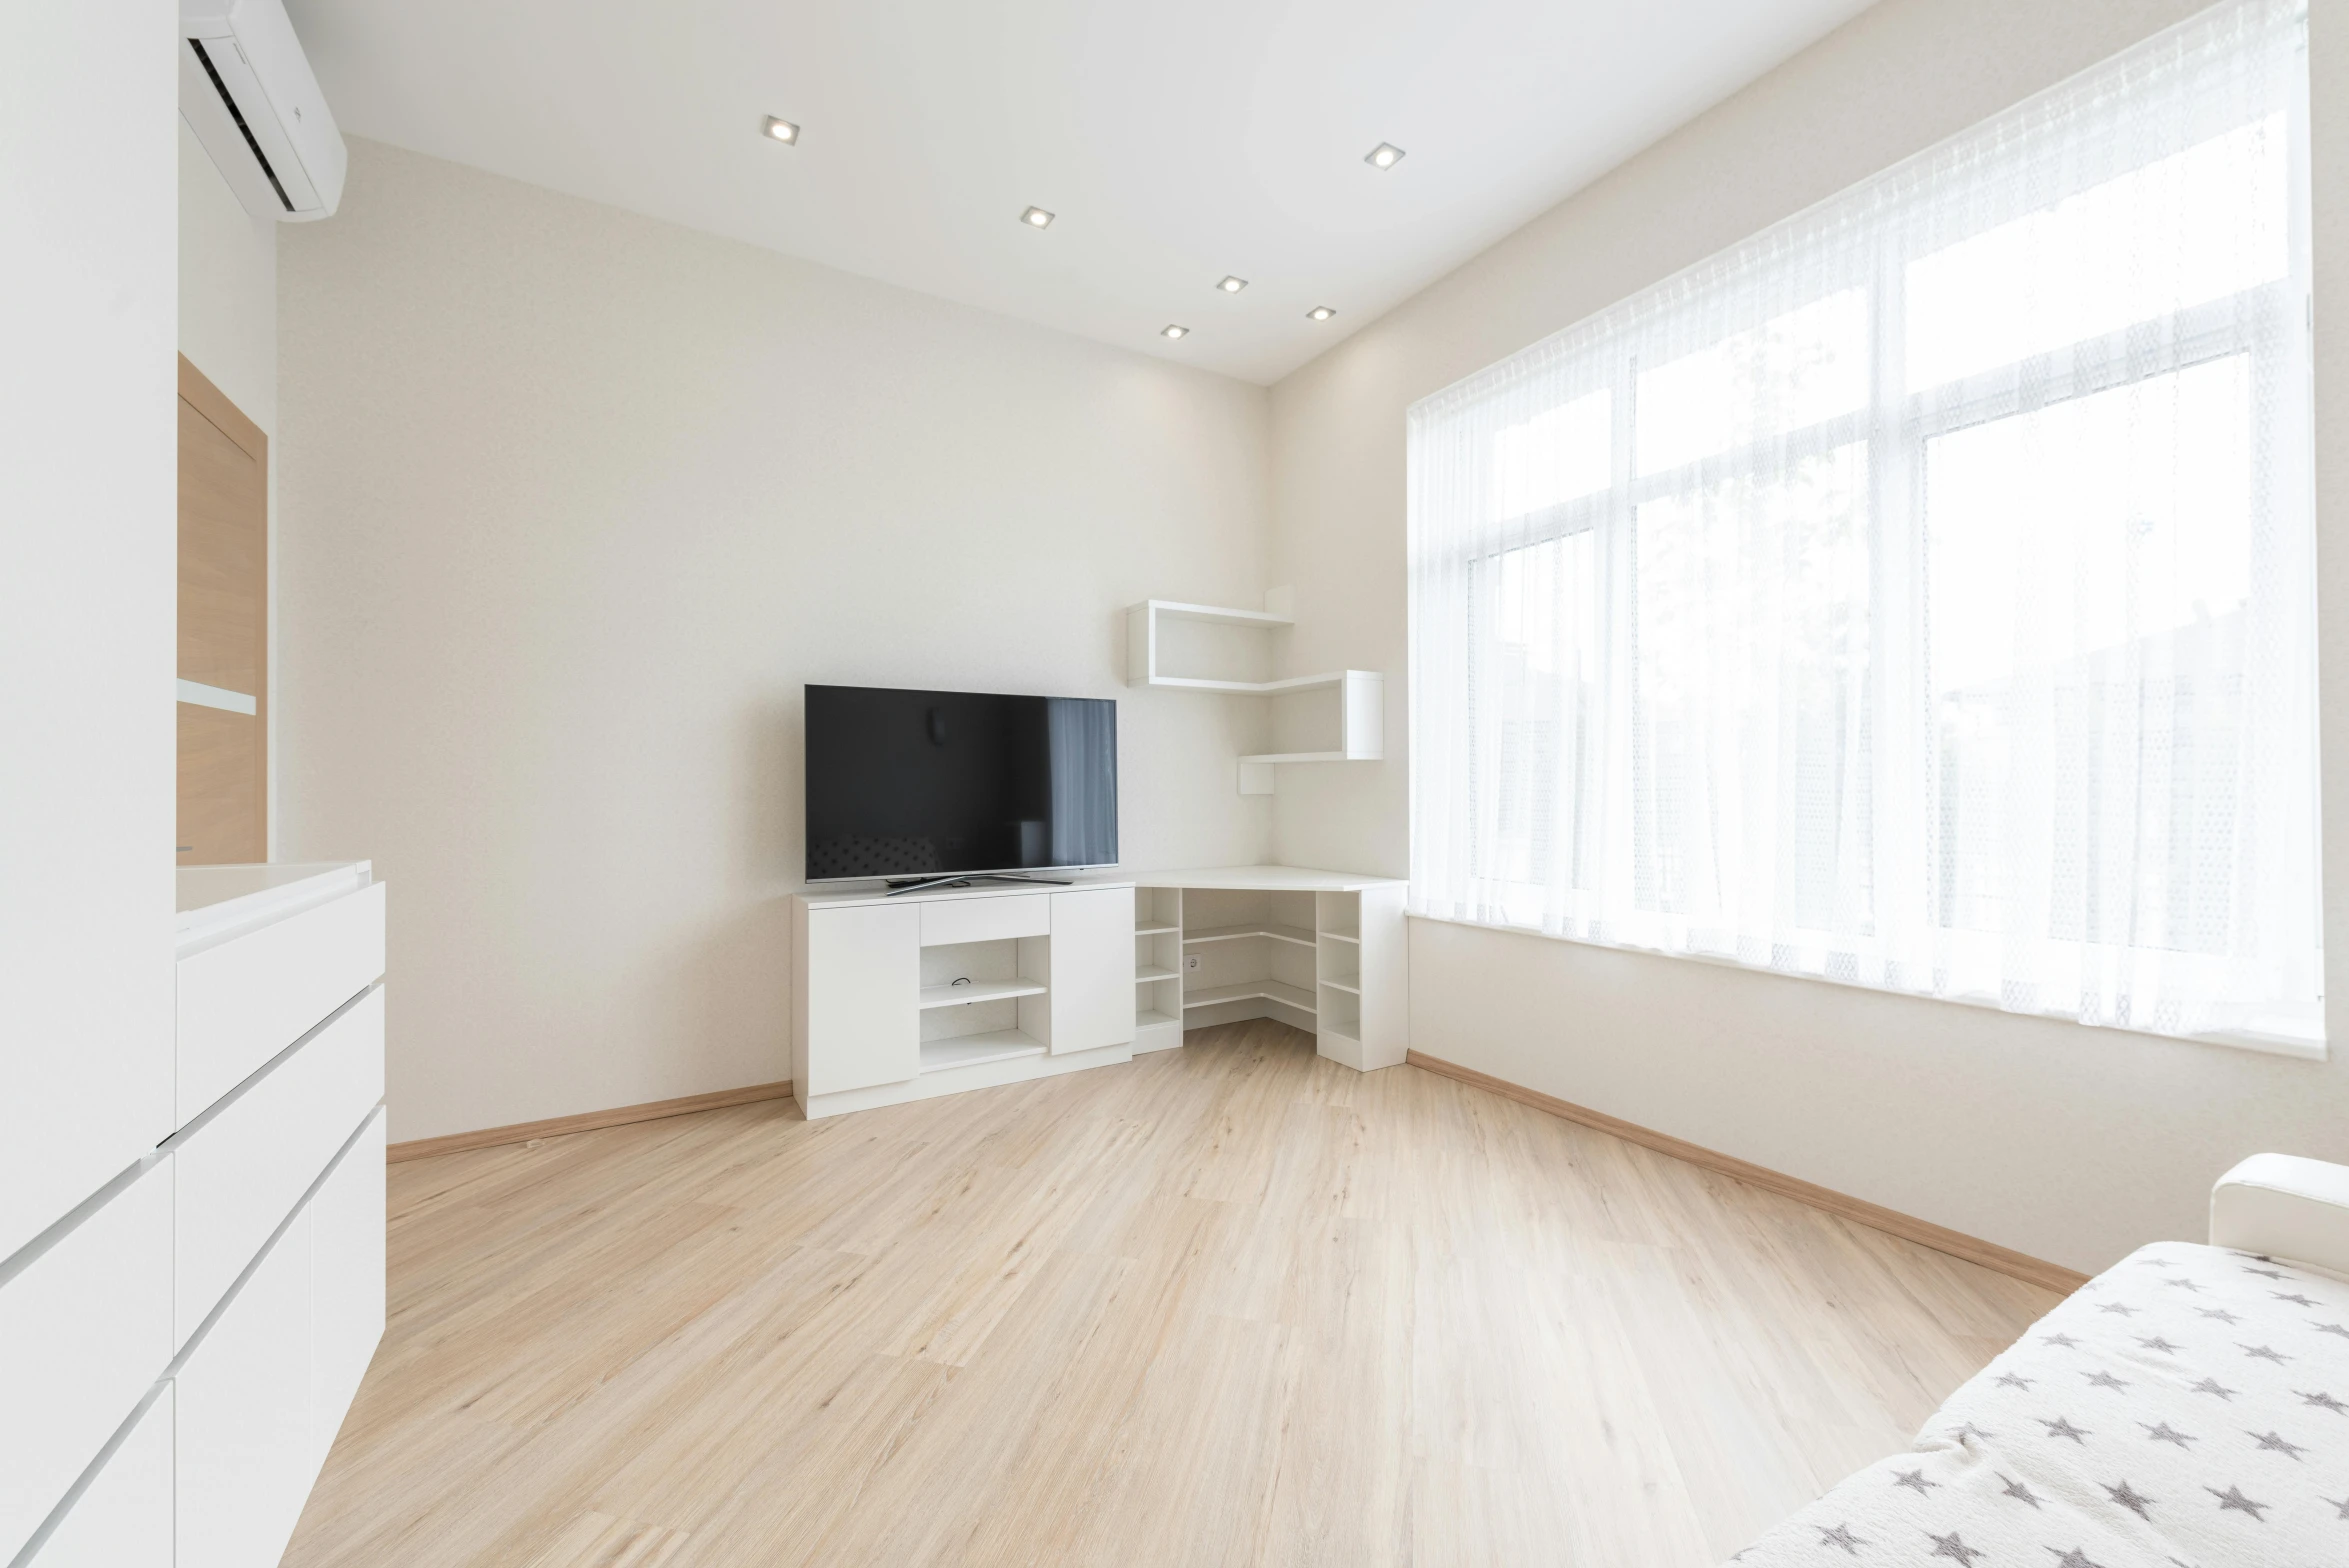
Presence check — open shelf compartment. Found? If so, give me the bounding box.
[1179,886,1318,1027]
[1126,598,1292,689]
[921,934,1049,1059]
[920,1031,1048,1073]
[1134,886,1186,1050]
[1316,888,1364,1044]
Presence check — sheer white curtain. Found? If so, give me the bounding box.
[1408,0,2319,1051]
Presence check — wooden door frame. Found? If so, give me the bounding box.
[178,354,269,858]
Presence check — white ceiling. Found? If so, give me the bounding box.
[283,0,1875,384]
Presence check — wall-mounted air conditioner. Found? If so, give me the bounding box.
[180,0,347,222]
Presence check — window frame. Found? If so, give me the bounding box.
[1424,47,2316,1048]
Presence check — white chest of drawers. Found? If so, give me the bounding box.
[1,862,388,1568]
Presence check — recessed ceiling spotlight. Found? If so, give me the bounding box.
[1217,276,1248,293]
[1161,324,1190,340]
[1306,305,1337,322]
[1020,206,1055,229]
[1364,142,1405,169]
[762,116,800,144]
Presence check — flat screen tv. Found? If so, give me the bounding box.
[804,684,1118,885]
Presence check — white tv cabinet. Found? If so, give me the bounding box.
[794,864,1408,1120]
[792,878,1139,1120]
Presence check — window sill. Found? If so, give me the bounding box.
[1403,909,2328,1064]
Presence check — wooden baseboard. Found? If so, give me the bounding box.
[387,1080,795,1164]
[1404,1051,2087,1295]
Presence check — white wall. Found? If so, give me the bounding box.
[278,138,1273,1143]
[179,120,277,432]
[0,5,178,1261]
[1268,0,2349,1274]
[179,119,280,851]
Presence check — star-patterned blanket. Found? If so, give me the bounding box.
[1726,1241,2349,1566]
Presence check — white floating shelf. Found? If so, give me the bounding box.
[920,1031,1048,1073]
[1184,978,1316,1015]
[918,978,1047,1010]
[1142,671,1352,696]
[1146,599,1295,630]
[1183,922,1317,950]
[1126,594,1382,796]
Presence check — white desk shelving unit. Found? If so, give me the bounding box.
[795,869,1404,1121]
[1134,886,1185,1053]
[1125,596,1383,795]
[1131,866,1407,1071]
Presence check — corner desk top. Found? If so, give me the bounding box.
[794,863,1404,909]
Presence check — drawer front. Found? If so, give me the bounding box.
[174,986,386,1349]
[308,1107,388,1469]
[0,1158,173,1564]
[22,1385,173,1568]
[176,1109,385,1568]
[918,892,1050,947]
[176,1187,317,1568]
[177,881,386,1128]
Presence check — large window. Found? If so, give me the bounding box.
[1407,0,2319,1052]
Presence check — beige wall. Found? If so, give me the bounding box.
[1267,0,2349,1273]
[278,138,1274,1143]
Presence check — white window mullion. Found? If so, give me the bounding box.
[1593,346,1642,935]
[1866,230,1920,986]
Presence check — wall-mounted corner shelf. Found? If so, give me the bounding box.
[1125,599,1293,691]
[1126,593,1383,795]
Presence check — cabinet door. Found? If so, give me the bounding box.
[1047,888,1135,1055]
[803,904,919,1095]
[23,1385,173,1568]
[0,0,179,1266]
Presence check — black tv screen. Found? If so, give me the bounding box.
[804,685,1118,882]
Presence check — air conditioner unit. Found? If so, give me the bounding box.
[180,0,347,222]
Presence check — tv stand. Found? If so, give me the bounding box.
[792,865,1407,1122]
[793,876,1137,1119]
[882,871,1076,896]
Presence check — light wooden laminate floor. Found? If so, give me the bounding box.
[283,1020,2059,1568]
